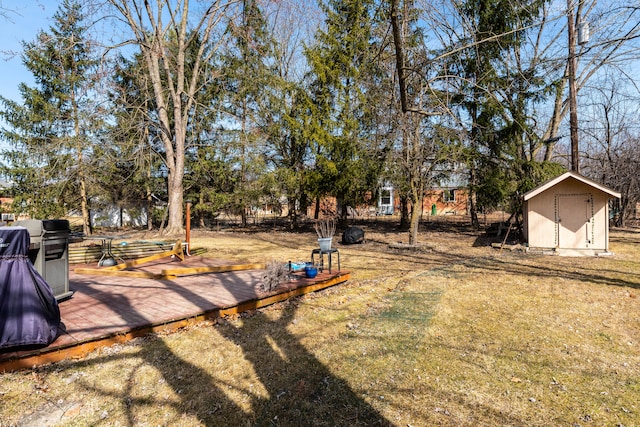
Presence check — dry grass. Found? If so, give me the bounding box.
[1,218,639,426]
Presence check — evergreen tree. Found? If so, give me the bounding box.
[256,2,322,228]
[219,0,278,227]
[305,0,386,224]
[185,139,235,227]
[263,83,315,228]
[0,0,97,233]
[103,53,160,230]
[448,0,551,226]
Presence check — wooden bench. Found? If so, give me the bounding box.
[68,240,177,265]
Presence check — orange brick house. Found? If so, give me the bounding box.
[377,165,469,217]
[376,186,469,217]
[306,169,470,219]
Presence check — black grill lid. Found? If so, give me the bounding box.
[13,219,70,237]
[42,220,70,232]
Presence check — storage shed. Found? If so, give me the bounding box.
[522,171,621,255]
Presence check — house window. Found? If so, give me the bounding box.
[381,189,392,206]
[443,189,456,203]
[378,187,394,215]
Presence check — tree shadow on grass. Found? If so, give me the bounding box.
[454,252,640,290]
[62,281,245,426]
[62,273,390,426]
[32,227,640,426]
[215,301,391,426]
[69,335,245,426]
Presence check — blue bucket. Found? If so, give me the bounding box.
[304,266,318,278]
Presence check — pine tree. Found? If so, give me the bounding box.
[305,0,385,223]
[220,0,278,227]
[106,53,159,230]
[449,0,549,227]
[264,84,315,228]
[0,0,97,233]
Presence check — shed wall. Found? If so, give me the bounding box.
[526,179,610,250]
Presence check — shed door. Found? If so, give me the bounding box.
[558,195,592,249]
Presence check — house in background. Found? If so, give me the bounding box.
[378,184,395,215]
[424,165,469,216]
[0,179,16,224]
[89,204,148,228]
[422,187,469,216]
[522,171,621,255]
[377,164,469,216]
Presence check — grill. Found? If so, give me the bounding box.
[13,219,72,301]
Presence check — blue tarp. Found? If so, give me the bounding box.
[0,226,61,350]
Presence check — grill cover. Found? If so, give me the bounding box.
[0,227,61,350]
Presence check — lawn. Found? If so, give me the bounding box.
[1,218,639,426]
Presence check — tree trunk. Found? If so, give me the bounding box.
[288,199,297,229]
[339,198,349,229]
[146,128,153,231]
[72,92,90,236]
[241,203,248,227]
[142,44,185,235]
[408,187,422,245]
[314,196,320,220]
[468,167,480,229]
[164,169,184,235]
[146,180,153,231]
[543,78,566,161]
[78,160,90,236]
[199,193,206,228]
[399,194,410,230]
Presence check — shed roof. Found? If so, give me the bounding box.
[523,171,621,201]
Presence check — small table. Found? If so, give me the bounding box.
[87,235,125,266]
[311,248,340,273]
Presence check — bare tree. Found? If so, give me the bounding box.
[262,0,319,82]
[389,0,462,244]
[0,2,17,21]
[580,74,640,226]
[104,0,239,235]
[541,1,640,162]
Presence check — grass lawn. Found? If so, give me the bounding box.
[1,218,639,426]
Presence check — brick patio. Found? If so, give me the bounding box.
[0,255,349,372]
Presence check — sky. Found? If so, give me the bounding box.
[0,2,55,104]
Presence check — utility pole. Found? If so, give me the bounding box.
[567,0,579,172]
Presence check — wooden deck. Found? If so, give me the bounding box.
[0,255,349,373]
